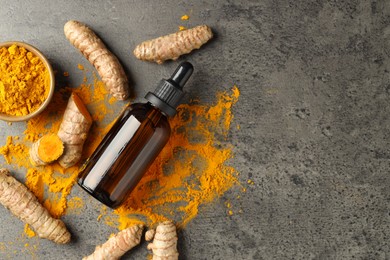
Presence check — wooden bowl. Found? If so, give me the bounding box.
[0,41,55,122]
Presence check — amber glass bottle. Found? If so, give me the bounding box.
[78,62,194,208]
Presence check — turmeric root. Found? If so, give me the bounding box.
[83,224,143,260]
[134,25,213,64]
[30,134,64,166]
[145,229,156,242]
[58,93,92,168]
[64,20,129,100]
[0,168,71,244]
[147,221,179,260]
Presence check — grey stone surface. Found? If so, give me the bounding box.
[0,0,389,259]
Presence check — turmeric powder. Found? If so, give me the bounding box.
[114,86,241,229]
[0,66,241,239]
[0,45,50,116]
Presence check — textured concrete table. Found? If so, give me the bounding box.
[0,0,390,259]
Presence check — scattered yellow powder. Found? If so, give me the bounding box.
[207,86,240,132]
[247,179,254,185]
[266,88,279,95]
[97,205,107,221]
[108,96,116,105]
[66,196,84,215]
[114,86,240,229]
[0,44,50,116]
[97,206,108,221]
[24,225,36,238]
[0,136,29,165]
[42,167,79,218]
[78,64,84,70]
[179,26,187,31]
[21,240,39,259]
[228,210,233,216]
[23,91,68,142]
[25,169,44,202]
[181,14,189,20]
[0,65,241,235]
[103,214,119,228]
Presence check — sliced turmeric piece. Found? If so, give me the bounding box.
[57,93,92,168]
[133,25,213,64]
[30,134,64,166]
[0,168,71,244]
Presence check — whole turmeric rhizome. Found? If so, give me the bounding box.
[82,221,179,260]
[0,168,70,244]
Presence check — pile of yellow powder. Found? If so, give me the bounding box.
[0,44,50,116]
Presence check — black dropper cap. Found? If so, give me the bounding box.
[145,62,194,117]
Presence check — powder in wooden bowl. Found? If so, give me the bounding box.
[0,44,50,116]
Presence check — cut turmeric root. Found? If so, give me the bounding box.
[0,168,71,244]
[30,134,64,166]
[134,25,213,64]
[58,93,92,168]
[64,20,129,100]
[83,224,143,260]
[147,221,179,260]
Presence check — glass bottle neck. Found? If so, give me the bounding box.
[147,102,169,117]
